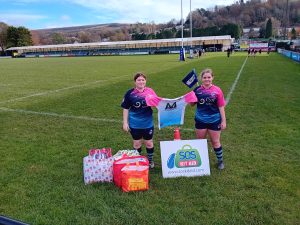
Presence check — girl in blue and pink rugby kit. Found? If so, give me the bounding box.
[189,68,227,170]
[121,73,157,169]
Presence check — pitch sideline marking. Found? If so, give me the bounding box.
[0,107,121,123]
[0,107,194,132]
[0,75,129,104]
[225,56,248,105]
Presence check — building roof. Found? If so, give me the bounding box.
[6,35,232,51]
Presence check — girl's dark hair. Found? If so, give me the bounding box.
[134,72,147,81]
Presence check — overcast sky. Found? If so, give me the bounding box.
[0,0,238,30]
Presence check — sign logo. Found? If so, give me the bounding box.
[167,145,202,169]
[165,102,177,110]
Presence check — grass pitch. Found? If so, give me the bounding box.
[0,52,299,225]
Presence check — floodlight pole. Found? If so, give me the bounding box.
[189,0,193,58]
[181,0,183,48]
[179,0,185,61]
[190,0,192,48]
[287,0,289,39]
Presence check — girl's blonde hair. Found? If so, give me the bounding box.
[200,68,214,78]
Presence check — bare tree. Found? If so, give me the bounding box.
[0,22,8,54]
[78,31,92,43]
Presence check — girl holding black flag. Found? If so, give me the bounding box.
[190,68,227,170]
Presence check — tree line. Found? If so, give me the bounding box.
[132,23,242,40]
[131,0,299,41]
[0,23,32,55]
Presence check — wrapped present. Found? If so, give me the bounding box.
[89,148,112,160]
[113,150,140,160]
[113,155,149,187]
[83,148,114,184]
[121,163,149,192]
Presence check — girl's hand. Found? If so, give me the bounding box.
[221,121,226,130]
[123,123,129,132]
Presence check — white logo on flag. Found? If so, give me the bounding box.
[186,76,195,85]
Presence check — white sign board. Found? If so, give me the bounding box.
[160,139,210,178]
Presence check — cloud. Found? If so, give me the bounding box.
[69,0,236,23]
[42,15,82,28]
[0,0,237,29]
[43,22,81,29]
[0,13,47,27]
[38,15,75,28]
[60,15,71,21]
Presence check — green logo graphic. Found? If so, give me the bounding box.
[174,144,202,168]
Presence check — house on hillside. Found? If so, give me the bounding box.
[243,26,300,39]
[279,27,300,39]
[242,28,260,38]
[290,39,300,52]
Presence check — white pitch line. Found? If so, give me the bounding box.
[0,107,121,123]
[0,75,128,105]
[0,84,12,87]
[0,107,194,132]
[225,56,248,105]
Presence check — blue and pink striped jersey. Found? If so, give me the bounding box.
[121,87,157,129]
[192,85,226,123]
